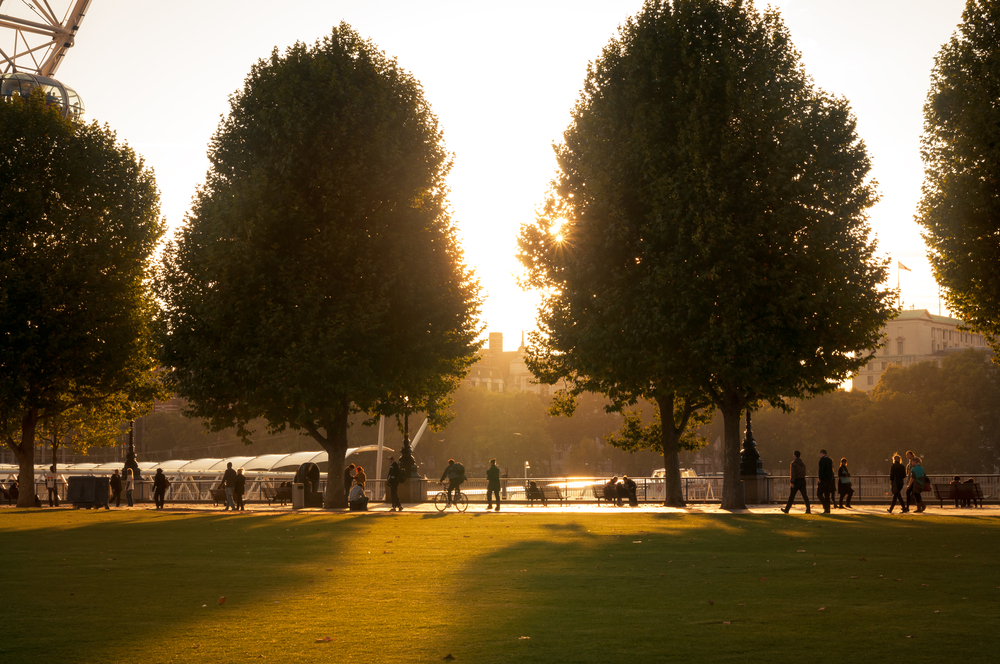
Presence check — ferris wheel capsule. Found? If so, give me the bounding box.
[0,72,84,118]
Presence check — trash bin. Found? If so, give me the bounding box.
[67,476,110,509]
[291,482,305,509]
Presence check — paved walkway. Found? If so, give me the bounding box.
[33,501,994,516]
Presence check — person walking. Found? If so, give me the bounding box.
[234,468,246,511]
[837,458,854,508]
[125,468,135,507]
[343,463,356,500]
[45,466,59,507]
[817,450,835,513]
[221,462,238,511]
[903,449,916,509]
[152,468,169,509]
[486,458,501,511]
[781,451,811,514]
[907,457,928,513]
[386,457,403,511]
[110,469,122,508]
[887,454,908,513]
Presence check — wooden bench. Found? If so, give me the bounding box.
[931,483,984,508]
[592,483,620,505]
[526,485,564,506]
[262,486,288,506]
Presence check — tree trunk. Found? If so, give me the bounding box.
[655,394,685,507]
[320,399,350,509]
[719,391,746,510]
[15,408,38,508]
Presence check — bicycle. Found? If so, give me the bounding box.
[434,482,468,512]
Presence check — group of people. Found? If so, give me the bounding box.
[344,462,370,511]
[783,449,930,514]
[219,462,246,511]
[604,475,639,507]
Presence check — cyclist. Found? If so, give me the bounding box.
[440,458,466,504]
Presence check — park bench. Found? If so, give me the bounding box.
[526,485,564,506]
[931,483,984,508]
[592,483,617,505]
[262,486,290,506]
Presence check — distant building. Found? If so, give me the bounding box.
[852,309,993,392]
[464,332,563,396]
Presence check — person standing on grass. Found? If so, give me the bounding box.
[234,468,246,511]
[45,466,59,507]
[221,462,238,511]
[125,468,134,507]
[110,469,122,508]
[152,469,168,510]
[486,458,501,511]
[837,458,854,509]
[888,454,908,513]
[817,449,835,513]
[907,457,927,513]
[782,451,811,514]
[386,457,403,511]
[903,449,916,509]
[344,463,356,499]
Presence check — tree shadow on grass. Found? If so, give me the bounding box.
[438,514,1000,664]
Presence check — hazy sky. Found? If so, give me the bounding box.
[31,0,970,344]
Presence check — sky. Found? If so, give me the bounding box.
[9,0,970,344]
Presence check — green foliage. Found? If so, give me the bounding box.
[0,91,165,503]
[157,24,482,506]
[518,0,895,508]
[918,0,1000,358]
[742,349,1000,474]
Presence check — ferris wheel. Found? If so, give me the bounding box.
[0,0,92,117]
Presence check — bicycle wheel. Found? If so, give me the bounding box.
[454,491,468,512]
[434,491,449,512]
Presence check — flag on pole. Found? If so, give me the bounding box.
[898,261,911,272]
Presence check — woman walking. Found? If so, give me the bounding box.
[888,454,908,513]
[125,468,135,507]
[907,457,927,513]
[234,468,246,511]
[837,458,854,508]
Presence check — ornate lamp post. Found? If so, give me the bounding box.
[398,404,416,480]
[739,409,767,503]
[122,419,141,481]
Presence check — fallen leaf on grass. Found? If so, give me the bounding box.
[314,636,332,643]
[859,557,867,561]
[760,577,767,581]
[818,607,825,611]
[520,569,527,572]
[739,603,746,606]
[518,636,531,640]
[659,573,664,577]
[797,550,806,553]
[218,597,226,605]
[708,600,714,605]
[633,541,642,544]
[934,610,940,613]
[955,555,962,558]
[443,654,456,661]
[850,576,858,579]
[193,644,200,649]
[895,579,902,582]
[722,621,731,625]
[202,604,207,608]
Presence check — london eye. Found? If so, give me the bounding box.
[0,0,91,118]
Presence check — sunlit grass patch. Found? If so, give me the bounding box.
[1,511,998,663]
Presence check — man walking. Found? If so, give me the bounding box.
[45,466,59,507]
[152,468,169,510]
[817,449,835,513]
[781,451,810,514]
[386,457,403,511]
[221,462,238,511]
[486,458,501,511]
[110,469,122,508]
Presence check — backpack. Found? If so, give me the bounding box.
[454,463,466,483]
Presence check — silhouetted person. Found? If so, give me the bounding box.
[45,465,59,507]
[887,454,907,513]
[234,468,246,511]
[486,458,501,511]
[837,458,854,508]
[125,468,134,507]
[903,450,916,510]
[386,457,403,511]
[907,456,927,513]
[221,462,237,511]
[622,475,638,507]
[439,459,466,504]
[153,468,168,509]
[781,451,810,514]
[110,469,122,508]
[343,463,356,501]
[817,449,835,513]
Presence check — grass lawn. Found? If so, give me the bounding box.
[1,509,998,663]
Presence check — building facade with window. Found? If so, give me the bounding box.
[852,309,992,392]
[463,332,562,396]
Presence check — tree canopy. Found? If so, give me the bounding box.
[0,92,165,506]
[918,0,1000,358]
[518,0,895,508]
[157,23,482,507]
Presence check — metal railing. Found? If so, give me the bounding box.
[6,474,997,506]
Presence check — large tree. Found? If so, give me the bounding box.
[157,24,482,508]
[0,92,165,506]
[518,0,895,509]
[918,0,1000,357]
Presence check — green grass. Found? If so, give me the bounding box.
[1,509,999,663]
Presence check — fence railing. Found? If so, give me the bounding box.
[8,474,998,506]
